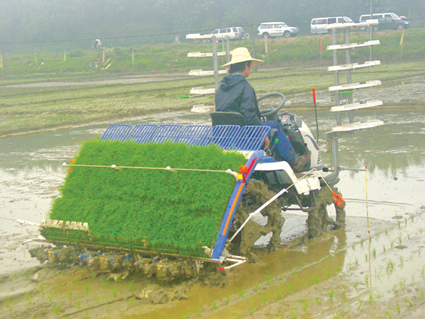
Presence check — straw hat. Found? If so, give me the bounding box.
[221,47,264,68]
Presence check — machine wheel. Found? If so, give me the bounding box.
[373,25,379,31]
[306,186,345,239]
[229,179,285,256]
[397,24,404,30]
[262,33,270,39]
[284,31,291,38]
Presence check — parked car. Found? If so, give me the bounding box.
[211,27,249,40]
[310,16,354,34]
[359,13,410,31]
[257,22,299,38]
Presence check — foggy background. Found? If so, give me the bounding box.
[0,0,424,52]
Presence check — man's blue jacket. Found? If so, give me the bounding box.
[215,73,262,126]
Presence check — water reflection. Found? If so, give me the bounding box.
[301,110,425,173]
[0,130,97,170]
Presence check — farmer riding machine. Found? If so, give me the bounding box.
[32,93,345,281]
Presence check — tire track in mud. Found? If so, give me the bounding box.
[1,210,425,319]
[1,63,424,106]
[0,84,202,108]
[0,73,292,108]
[1,68,424,140]
[203,209,425,319]
[0,68,348,108]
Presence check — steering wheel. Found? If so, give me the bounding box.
[257,93,286,117]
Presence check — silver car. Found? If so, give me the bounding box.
[257,22,299,38]
[211,27,249,40]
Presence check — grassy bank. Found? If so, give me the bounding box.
[0,27,424,138]
[0,28,424,80]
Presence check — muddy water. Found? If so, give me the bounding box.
[0,109,424,318]
[0,112,212,274]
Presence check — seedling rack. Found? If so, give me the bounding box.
[41,123,269,266]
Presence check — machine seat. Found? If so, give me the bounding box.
[210,112,245,127]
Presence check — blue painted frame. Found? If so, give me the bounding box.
[211,150,264,260]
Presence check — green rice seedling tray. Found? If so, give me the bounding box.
[43,140,247,258]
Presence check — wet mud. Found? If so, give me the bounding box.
[1,106,425,318]
[233,209,425,319]
[3,210,425,319]
[306,185,346,239]
[234,179,284,256]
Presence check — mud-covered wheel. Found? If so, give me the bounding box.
[229,179,285,256]
[306,185,345,239]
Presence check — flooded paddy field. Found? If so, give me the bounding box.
[0,106,424,318]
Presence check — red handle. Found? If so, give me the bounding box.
[312,88,316,103]
[332,191,345,207]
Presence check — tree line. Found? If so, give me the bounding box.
[0,0,424,52]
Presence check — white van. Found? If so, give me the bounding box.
[310,16,354,34]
